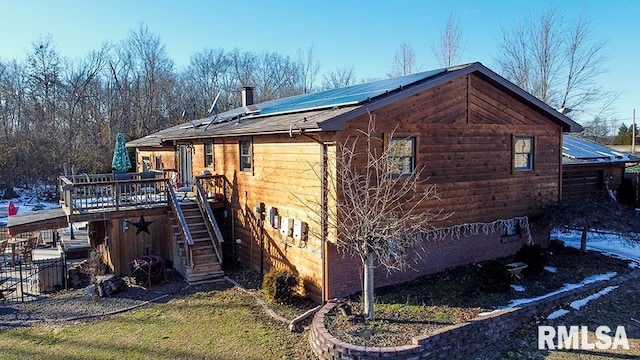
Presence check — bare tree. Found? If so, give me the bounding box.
[388,43,417,77]
[548,195,640,252]
[296,45,321,93]
[181,47,233,118]
[327,115,445,320]
[253,51,301,102]
[321,66,356,90]
[496,7,610,119]
[432,14,463,67]
[116,24,176,138]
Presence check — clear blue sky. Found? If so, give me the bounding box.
[1,0,638,126]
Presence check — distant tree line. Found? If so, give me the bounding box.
[0,26,367,186]
[0,6,617,187]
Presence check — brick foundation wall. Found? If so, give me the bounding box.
[326,227,541,300]
[310,269,640,359]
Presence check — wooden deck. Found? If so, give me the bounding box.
[7,173,227,235]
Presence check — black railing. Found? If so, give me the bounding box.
[0,254,68,302]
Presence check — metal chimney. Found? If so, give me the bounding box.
[242,86,255,107]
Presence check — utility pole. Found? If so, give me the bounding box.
[633,109,636,154]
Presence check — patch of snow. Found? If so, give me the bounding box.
[546,286,619,321]
[547,309,569,320]
[510,284,525,292]
[569,286,619,310]
[0,186,62,227]
[544,265,557,273]
[479,271,617,316]
[553,230,640,268]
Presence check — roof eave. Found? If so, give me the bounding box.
[319,62,583,133]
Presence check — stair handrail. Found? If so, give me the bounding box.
[167,183,194,266]
[195,180,223,264]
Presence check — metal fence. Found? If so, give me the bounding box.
[0,254,68,302]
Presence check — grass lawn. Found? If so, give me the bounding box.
[0,287,314,360]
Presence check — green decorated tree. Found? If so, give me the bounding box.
[111,132,131,172]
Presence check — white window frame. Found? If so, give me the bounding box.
[514,136,534,172]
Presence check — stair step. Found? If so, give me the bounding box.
[187,271,225,284]
[186,269,224,280]
[193,253,217,262]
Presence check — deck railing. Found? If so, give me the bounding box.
[195,177,224,264]
[59,171,173,213]
[167,184,194,267]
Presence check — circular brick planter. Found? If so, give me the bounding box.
[309,269,640,359]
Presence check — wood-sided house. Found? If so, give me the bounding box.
[126,62,582,301]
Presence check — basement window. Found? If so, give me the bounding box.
[389,137,416,177]
[514,136,534,171]
[239,140,252,172]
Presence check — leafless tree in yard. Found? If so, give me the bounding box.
[322,66,356,90]
[388,43,417,77]
[325,114,447,320]
[496,7,614,126]
[432,14,463,67]
[547,194,640,252]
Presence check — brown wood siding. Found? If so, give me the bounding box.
[131,73,567,301]
[327,73,563,299]
[93,212,172,276]
[218,135,330,301]
[337,74,562,226]
[135,146,176,172]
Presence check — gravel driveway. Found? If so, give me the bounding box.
[0,276,229,331]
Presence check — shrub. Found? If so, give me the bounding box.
[261,268,298,303]
[513,244,548,276]
[477,260,511,293]
[548,239,565,254]
[617,178,636,207]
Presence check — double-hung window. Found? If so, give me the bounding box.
[204,142,213,168]
[389,137,416,177]
[239,140,252,172]
[514,136,534,171]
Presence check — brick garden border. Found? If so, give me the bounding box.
[309,269,640,360]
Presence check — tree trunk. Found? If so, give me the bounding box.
[580,225,589,252]
[363,255,375,320]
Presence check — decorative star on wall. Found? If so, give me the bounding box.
[127,215,154,235]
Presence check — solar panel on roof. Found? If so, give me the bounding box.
[563,135,619,159]
[211,68,447,124]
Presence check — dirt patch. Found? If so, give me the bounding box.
[324,247,634,347]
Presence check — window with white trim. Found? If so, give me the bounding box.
[239,140,252,172]
[204,142,213,168]
[514,136,534,171]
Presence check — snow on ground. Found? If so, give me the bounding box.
[569,285,619,310]
[546,285,619,320]
[0,187,61,226]
[547,309,570,320]
[503,272,617,309]
[553,229,640,268]
[544,265,557,273]
[514,230,640,320]
[479,272,618,316]
[510,284,526,292]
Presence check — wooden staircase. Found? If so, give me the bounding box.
[171,202,224,284]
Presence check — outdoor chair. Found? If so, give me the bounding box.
[0,240,10,269]
[138,171,157,197]
[114,172,134,203]
[17,236,39,264]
